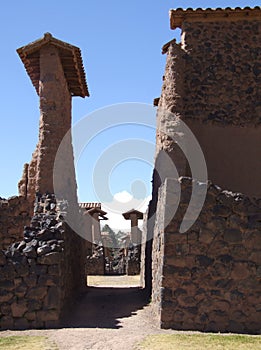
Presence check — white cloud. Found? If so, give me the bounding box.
[114,190,133,203]
[101,191,151,232]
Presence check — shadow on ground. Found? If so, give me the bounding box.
[61,287,149,329]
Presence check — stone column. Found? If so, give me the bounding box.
[36,44,73,195]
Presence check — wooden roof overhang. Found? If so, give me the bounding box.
[170,6,261,29]
[17,32,89,98]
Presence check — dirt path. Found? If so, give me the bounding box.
[0,286,164,350]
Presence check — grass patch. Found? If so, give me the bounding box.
[136,334,261,350]
[0,336,57,350]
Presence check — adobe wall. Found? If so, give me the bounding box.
[0,194,88,330]
[185,120,261,197]
[152,177,261,333]
[158,18,261,197]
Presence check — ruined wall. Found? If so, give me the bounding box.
[157,18,261,197]
[0,197,32,251]
[152,177,261,333]
[0,194,88,330]
[86,245,105,276]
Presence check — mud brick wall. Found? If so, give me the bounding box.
[152,177,261,334]
[0,194,88,330]
[0,197,32,250]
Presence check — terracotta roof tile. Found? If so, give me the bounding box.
[170,6,261,29]
[79,202,101,209]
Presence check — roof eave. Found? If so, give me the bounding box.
[170,6,261,29]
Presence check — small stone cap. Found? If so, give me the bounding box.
[17,33,89,98]
[170,6,261,29]
[122,209,144,220]
[86,207,107,216]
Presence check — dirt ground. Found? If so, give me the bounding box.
[0,280,166,350]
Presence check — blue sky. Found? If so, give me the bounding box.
[0,0,258,210]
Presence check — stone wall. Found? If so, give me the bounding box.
[181,20,260,126]
[127,245,141,275]
[0,196,32,251]
[86,245,105,276]
[0,194,88,330]
[152,177,261,333]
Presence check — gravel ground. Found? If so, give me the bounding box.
[0,286,164,350]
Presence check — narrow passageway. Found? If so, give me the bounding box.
[61,284,149,329]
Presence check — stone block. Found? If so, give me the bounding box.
[224,228,242,242]
[199,228,215,244]
[44,286,61,309]
[26,287,47,300]
[38,275,58,286]
[24,311,36,321]
[24,274,37,288]
[37,310,59,322]
[0,290,13,303]
[0,251,6,265]
[27,300,42,312]
[15,283,28,298]
[38,252,61,265]
[11,301,27,317]
[0,303,11,315]
[0,316,14,329]
[231,262,249,280]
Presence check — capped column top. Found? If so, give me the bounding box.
[17,33,89,98]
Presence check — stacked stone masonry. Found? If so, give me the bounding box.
[152,177,261,333]
[0,196,32,251]
[0,194,88,330]
[181,20,260,126]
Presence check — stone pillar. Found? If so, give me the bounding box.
[17,33,89,202]
[36,44,72,195]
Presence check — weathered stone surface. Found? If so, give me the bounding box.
[14,318,29,330]
[27,300,42,312]
[0,303,11,315]
[151,177,261,334]
[37,310,59,322]
[44,286,61,309]
[38,252,60,265]
[0,290,13,303]
[38,275,57,286]
[223,229,242,242]
[0,316,14,329]
[11,301,27,317]
[26,287,47,300]
[0,251,6,265]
